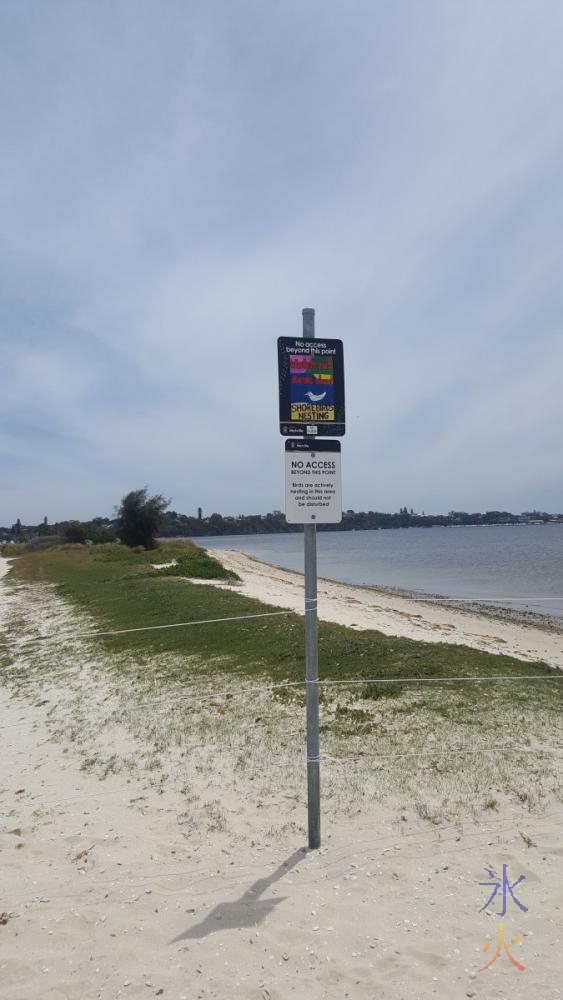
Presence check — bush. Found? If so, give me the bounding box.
[92,525,115,544]
[24,535,64,552]
[115,488,170,550]
[63,522,89,544]
[0,541,27,557]
[0,537,64,556]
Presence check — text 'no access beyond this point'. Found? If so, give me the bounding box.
[285,439,342,525]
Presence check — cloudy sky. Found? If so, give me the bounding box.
[2,0,563,524]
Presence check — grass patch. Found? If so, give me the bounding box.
[3,543,563,826]
[5,544,562,727]
[151,547,238,580]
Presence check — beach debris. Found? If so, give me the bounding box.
[72,844,95,863]
[0,912,9,925]
[519,830,537,849]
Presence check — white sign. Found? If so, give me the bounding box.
[285,441,342,524]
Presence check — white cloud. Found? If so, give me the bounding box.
[2,0,563,522]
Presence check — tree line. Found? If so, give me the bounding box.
[158,507,563,536]
[2,493,562,548]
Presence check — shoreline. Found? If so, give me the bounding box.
[189,526,563,625]
[228,553,563,630]
[204,549,563,669]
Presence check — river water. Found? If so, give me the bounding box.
[196,524,563,620]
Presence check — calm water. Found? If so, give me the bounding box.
[196,524,563,620]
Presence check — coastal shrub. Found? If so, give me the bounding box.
[1,536,64,555]
[63,521,89,544]
[25,534,65,551]
[92,525,115,544]
[0,541,27,556]
[116,488,170,549]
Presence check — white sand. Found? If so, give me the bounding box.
[1,555,562,1000]
[203,549,563,669]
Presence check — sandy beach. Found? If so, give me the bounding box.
[1,554,562,999]
[203,549,563,670]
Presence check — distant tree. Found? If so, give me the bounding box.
[11,518,23,539]
[116,488,170,549]
[208,512,225,535]
[63,521,89,544]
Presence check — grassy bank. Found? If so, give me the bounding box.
[2,540,563,823]
[4,540,561,705]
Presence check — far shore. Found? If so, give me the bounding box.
[197,548,563,669]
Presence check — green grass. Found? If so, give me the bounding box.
[5,541,563,730]
[4,541,563,825]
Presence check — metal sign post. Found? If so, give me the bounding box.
[278,308,345,851]
[302,307,321,850]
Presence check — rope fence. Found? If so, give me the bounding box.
[3,593,563,650]
[3,741,562,802]
[2,591,563,859]
[3,671,563,736]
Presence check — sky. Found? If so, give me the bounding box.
[2,0,563,524]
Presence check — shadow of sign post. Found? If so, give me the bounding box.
[170,848,305,943]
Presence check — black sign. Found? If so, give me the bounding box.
[285,439,341,453]
[278,337,345,437]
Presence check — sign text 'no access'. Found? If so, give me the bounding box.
[285,440,342,524]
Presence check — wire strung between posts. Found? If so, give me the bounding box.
[5,743,562,806]
[5,595,563,651]
[317,674,563,685]
[11,609,295,648]
[4,668,563,718]
[4,673,563,730]
[3,673,563,733]
[112,673,563,713]
[319,744,563,763]
[312,592,563,603]
[55,672,563,711]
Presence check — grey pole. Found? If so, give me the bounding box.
[302,306,321,850]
